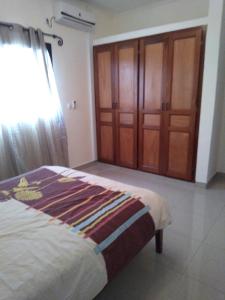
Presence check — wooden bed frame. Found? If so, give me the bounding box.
[155,229,163,254]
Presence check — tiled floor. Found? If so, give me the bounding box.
[79,162,225,300]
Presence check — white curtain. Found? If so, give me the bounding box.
[0,24,68,180]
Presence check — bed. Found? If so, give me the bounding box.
[0,166,171,300]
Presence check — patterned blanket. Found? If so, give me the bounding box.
[0,168,155,280]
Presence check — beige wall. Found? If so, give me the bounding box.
[95,0,209,38]
[92,6,115,37]
[0,0,105,168]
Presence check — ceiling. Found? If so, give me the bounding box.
[81,0,166,13]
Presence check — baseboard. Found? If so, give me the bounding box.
[74,160,97,170]
[195,182,208,189]
[73,162,225,187]
[196,172,225,189]
[217,172,225,176]
[196,174,215,189]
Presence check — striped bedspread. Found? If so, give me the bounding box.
[0,168,155,280]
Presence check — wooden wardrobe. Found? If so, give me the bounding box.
[94,27,204,181]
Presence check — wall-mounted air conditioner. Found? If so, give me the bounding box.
[54,2,96,32]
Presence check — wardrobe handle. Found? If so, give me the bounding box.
[166,103,170,111]
[161,103,164,111]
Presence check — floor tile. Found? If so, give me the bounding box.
[80,162,225,299]
[185,242,225,293]
[175,275,225,300]
[204,211,225,249]
[168,208,218,241]
[147,229,202,273]
[95,257,181,300]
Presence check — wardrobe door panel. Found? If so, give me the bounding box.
[98,51,113,109]
[143,129,160,169]
[171,37,196,110]
[94,45,115,164]
[118,47,135,111]
[120,113,133,125]
[139,35,169,173]
[144,43,164,111]
[170,115,190,128]
[115,40,138,168]
[168,131,189,174]
[165,28,203,180]
[100,112,113,123]
[144,114,161,127]
[119,127,134,166]
[100,126,114,161]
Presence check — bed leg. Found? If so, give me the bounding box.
[155,230,163,254]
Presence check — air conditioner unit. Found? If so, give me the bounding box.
[54,2,96,32]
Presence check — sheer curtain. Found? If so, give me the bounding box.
[0,24,68,180]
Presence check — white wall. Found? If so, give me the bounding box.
[218,102,225,173]
[196,0,225,182]
[0,0,102,168]
[216,0,225,174]
[95,0,209,38]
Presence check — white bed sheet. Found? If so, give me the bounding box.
[0,166,171,300]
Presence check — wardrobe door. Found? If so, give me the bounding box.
[139,35,169,173]
[164,28,203,180]
[94,45,115,163]
[115,40,138,168]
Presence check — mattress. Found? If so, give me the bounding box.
[0,166,171,300]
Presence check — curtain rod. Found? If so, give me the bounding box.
[0,21,63,46]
